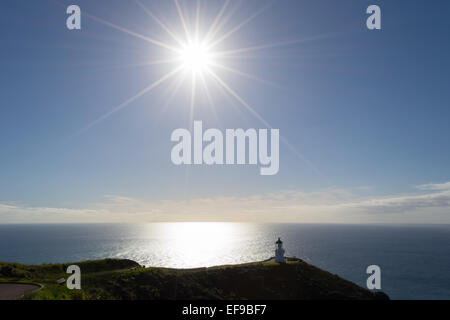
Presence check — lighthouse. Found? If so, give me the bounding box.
[274,237,285,263]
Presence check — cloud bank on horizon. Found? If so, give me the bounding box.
[1,181,449,224]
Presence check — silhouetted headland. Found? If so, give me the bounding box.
[0,258,389,300]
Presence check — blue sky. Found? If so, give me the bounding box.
[1,0,450,223]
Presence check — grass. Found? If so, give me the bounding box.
[0,259,140,300]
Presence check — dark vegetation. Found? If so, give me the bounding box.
[0,258,388,300]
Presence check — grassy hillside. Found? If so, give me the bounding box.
[0,258,388,300]
[0,259,140,300]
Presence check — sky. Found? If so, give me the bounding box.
[0,0,450,223]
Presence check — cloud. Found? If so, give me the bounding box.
[341,189,450,213]
[0,203,109,224]
[415,182,450,191]
[1,182,450,224]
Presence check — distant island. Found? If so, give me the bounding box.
[0,257,388,300]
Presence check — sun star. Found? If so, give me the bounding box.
[80,0,279,137]
[74,0,319,181]
[179,41,213,74]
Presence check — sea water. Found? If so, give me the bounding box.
[0,223,449,300]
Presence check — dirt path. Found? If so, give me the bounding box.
[0,283,42,300]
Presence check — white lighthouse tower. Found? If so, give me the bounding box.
[274,237,285,263]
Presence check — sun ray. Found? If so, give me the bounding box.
[84,11,180,53]
[198,73,220,124]
[154,72,188,124]
[74,66,183,136]
[96,58,181,70]
[207,69,272,128]
[164,71,187,101]
[215,34,333,56]
[203,0,230,43]
[195,0,201,41]
[133,58,182,67]
[135,0,186,47]
[174,0,192,43]
[57,58,179,72]
[210,62,281,88]
[189,72,197,132]
[207,2,272,49]
[204,2,243,49]
[207,69,326,180]
[208,71,252,123]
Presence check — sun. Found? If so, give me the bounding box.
[79,0,281,135]
[179,41,213,74]
[74,0,321,185]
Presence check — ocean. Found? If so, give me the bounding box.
[0,223,449,300]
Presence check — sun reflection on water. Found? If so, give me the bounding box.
[127,223,274,268]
